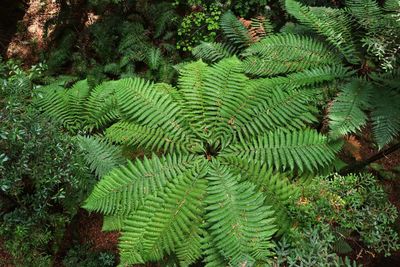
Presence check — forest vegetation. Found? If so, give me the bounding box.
[0,0,400,266]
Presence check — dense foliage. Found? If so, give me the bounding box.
[1,0,399,266]
[0,59,97,266]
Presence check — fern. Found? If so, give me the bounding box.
[224,129,339,173]
[220,11,254,48]
[285,0,359,64]
[35,80,91,132]
[77,135,125,178]
[80,58,341,265]
[192,42,239,63]
[242,33,341,76]
[328,79,373,137]
[205,162,276,265]
[371,89,400,148]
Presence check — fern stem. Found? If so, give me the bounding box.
[341,142,400,174]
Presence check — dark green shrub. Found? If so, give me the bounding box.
[0,60,95,266]
[290,173,400,257]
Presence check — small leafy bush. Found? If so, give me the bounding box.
[62,243,115,267]
[0,60,95,266]
[290,173,400,257]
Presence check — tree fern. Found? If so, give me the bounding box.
[79,58,341,265]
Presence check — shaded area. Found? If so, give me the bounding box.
[0,0,26,56]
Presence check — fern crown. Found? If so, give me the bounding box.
[77,56,341,266]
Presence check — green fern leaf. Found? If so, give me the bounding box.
[220,11,253,48]
[192,41,239,63]
[223,129,339,172]
[285,0,360,64]
[119,162,207,265]
[205,161,276,265]
[102,215,124,231]
[242,33,341,76]
[77,135,125,178]
[83,154,202,215]
[329,79,373,137]
[371,89,400,148]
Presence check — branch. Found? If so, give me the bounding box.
[340,142,400,175]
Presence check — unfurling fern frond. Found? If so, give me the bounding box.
[285,0,359,64]
[242,33,341,76]
[77,135,125,178]
[328,79,373,137]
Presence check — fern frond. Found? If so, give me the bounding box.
[243,65,349,91]
[77,135,125,178]
[221,157,299,233]
[192,41,239,63]
[84,80,120,130]
[285,0,360,64]
[176,60,210,138]
[205,161,276,265]
[347,0,382,31]
[35,80,90,131]
[83,154,202,216]
[119,162,207,265]
[371,89,400,148]
[329,79,373,137]
[175,225,206,267]
[220,11,254,48]
[223,129,340,172]
[102,215,124,231]
[202,57,249,146]
[231,85,319,139]
[105,121,200,153]
[242,33,341,76]
[115,77,198,145]
[202,233,227,267]
[145,47,162,70]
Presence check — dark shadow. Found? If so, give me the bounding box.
[0,0,26,57]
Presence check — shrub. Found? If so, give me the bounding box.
[0,60,95,266]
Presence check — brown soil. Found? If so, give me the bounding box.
[0,0,25,57]
[6,0,60,64]
[76,210,120,253]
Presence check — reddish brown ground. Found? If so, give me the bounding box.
[0,239,12,267]
[75,210,120,253]
[6,0,60,64]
